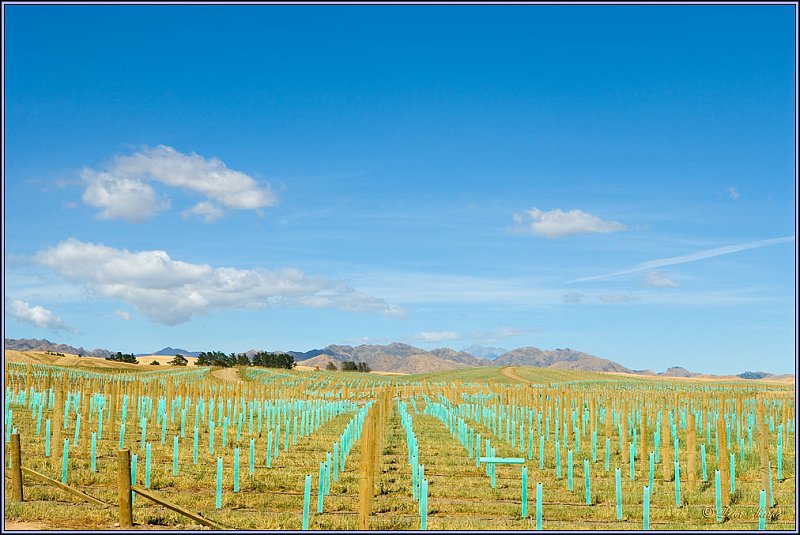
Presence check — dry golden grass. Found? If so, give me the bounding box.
[135,355,200,366]
[4,350,141,370]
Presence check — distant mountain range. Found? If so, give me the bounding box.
[4,338,115,358]
[137,347,203,358]
[461,345,508,360]
[4,337,793,380]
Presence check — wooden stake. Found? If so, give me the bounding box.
[21,466,108,506]
[687,412,697,492]
[718,414,729,504]
[52,385,63,469]
[641,407,648,466]
[11,433,23,502]
[661,404,671,481]
[118,449,134,528]
[758,399,770,495]
[358,412,374,530]
[131,486,221,529]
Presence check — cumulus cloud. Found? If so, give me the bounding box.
[8,299,76,333]
[562,292,586,304]
[644,272,678,288]
[81,145,276,222]
[34,238,403,325]
[510,208,626,238]
[115,309,131,321]
[598,293,639,303]
[82,171,169,222]
[411,331,462,343]
[181,201,225,223]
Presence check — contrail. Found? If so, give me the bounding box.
[567,236,795,283]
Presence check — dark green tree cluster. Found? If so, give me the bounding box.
[168,354,189,366]
[105,351,138,364]
[195,350,294,370]
[251,351,295,370]
[196,351,235,366]
[340,361,370,373]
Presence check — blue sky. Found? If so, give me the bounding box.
[3,4,796,374]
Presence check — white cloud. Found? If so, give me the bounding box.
[569,236,795,283]
[181,201,225,223]
[34,238,403,325]
[81,171,169,222]
[644,272,678,288]
[726,187,740,199]
[81,145,276,222]
[115,309,131,321]
[8,299,76,333]
[411,331,462,343]
[510,208,626,238]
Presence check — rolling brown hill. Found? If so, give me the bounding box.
[5,338,792,380]
[493,347,633,373]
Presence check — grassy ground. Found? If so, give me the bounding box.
[3,362,796,530]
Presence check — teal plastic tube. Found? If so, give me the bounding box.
[629,442,635,481]
[250,438,255,476]
[193,426,199,464]
[216,457,223,509]
[173,436,179,476]
[267,430,273,468]
[420,478,428,530]
[701,443,707,481]
[584,459,591,504]
[145,442,151,489]
[45,419,51,457]
[234,447,240,492]
[615,467,622,520]
[91,432,97,473]
[567,449,573,491]
[131,453,137,506]
[302,474,311,530]
[521,465,528,518]
[61,438,69,483]
[535,482,543,530]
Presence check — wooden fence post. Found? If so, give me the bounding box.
[759,399,770,496]
[718,414,730,504]
[52,386,63,469]
[358,411,374,530]
[11,433,23,502]
[118,449,133,528]
[687,412,697,492]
